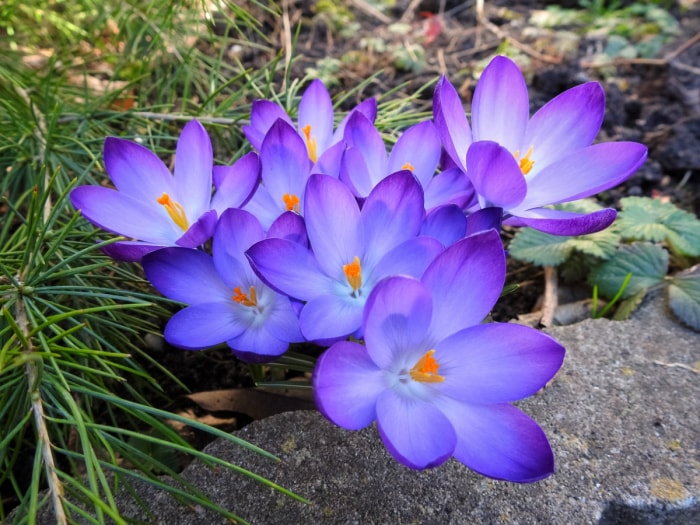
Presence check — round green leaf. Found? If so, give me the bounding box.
[618,197,700,256]
[508,228,573,266]
[589,242,668,299]
[668,272,700,331]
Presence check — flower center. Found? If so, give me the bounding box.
[401,162,415,172]
[232,285,258,307]
[157,192,189,231]
[513,146,535,175]
[409,349,444,383]
[301,124,318,163]
[282,193,300,213]
[342,255,362,297]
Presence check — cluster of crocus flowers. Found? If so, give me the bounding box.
[70,56,647,481]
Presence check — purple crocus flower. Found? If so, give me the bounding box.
[70,120,259,261]
[243,78,377,176]
[246,171,444,342]
[142,208,302,362]
[243,119,313,230]
[433,55,648,235]
[340,113,473,209]
[313,230,565,481]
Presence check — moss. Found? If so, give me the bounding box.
[650,477,690,502]
[281,435,297,453]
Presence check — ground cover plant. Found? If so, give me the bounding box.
[1,0,698,523]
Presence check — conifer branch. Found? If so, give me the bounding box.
[14,292,67,525]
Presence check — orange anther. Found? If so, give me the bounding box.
[410,349,445,383]
[157,192,189,231]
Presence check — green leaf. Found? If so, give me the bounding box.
[612,288,646,321]
[589,242,668,299]
[618,197,700,256]
[508,228,574,266]
[567,228,621,259]
[556,198,605,214]
[664,209,700,257]
[668,270,700,331]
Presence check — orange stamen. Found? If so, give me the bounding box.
[232,286,258,307]
[343,256,362,292]
[282,193,300,213]
[410,349,445,383]
[157,192,189,231]
[301,124,318,163]
[401,162,415,172]
[513,146,535,175]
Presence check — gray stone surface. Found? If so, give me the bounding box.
[27,292,700,524]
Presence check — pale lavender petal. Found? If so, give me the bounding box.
[304,174,362,278]
[300,294,364,341]
[511,207,617,236]
[165,302,247,348]
[433,75,471,172]
[262,295,303,342]
[246,238,332,301]
[175,209,217,248]
[71,186,180,243]
[260,119,312,204]
[242,185,282,231]
[142,247,231,304]
[212,166,227,190]
[466,141,527,208]
[313,140,345,178]
[519,142,648,208]
[103,137,174,201]
[173,120,213,220]
[210,152,260,214]
[363,277,432,369]
[424,167,474,210]
[313,341,384,430]
[333,98,378,142]
[421,205,467,246]
[243,100,291,150]
[343,112,387,185]
[465,207,503,235]
[387,120,441,188]
[436,323,565,403]
[298,79,334,153]
[212,208,263,285]
[523,83,605,170]
[227,324,290,360]
[339,146,373,198]
[361,171,424,267]
[268,211,308,246]
[376,389,456,469]
[472,56,529,151]
[439,399,555,482]
[422,229,505,339]
[371,236,444,283]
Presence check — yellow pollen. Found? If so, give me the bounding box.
[513,146,535,175]
[301,124,318,163]
[343,255,362,292]
[282,193,300,213]
[401,162,415,172]
[232,285,258,307]
[157,192,189,231]
[409,349,445,383]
